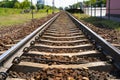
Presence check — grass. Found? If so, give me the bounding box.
[73,13,120,30]
[0,13,47,26]
[0,8,59,27]
[0,8,22,16]
[38,9,59,13]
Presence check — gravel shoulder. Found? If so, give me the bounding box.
[0,13,57,51]
[73,14,120,50]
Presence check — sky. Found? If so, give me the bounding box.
[18,0,87,8]
[0,0,88,8]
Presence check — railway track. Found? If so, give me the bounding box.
[0,12,120,80]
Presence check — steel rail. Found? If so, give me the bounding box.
[0,13,60,72]
[67,12,120,69]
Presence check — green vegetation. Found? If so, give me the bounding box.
[0,0,31,9]
[0,12,46,26]
[84,0,106,7]
[0,7,59,16]
[66,0,106,10]
[0,0,58,10]
[0,0,59,27]
[0,8,59,27]
[0,8,22,16]
[73,13,120,30]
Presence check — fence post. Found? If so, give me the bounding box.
[52,0,55,14]
[91,3,92,16]
[88,6,89,15]
[100,3,102,18]
[31,0,33,20]
[108,0,111,20]
[94,5,96,16]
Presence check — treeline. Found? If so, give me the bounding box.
[66,0,106,10]
[0,0,31,9]
[84,0,106,7]
[0,0,55,10]
[68,2,81,9]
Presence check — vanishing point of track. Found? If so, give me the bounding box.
[0,12,120,80]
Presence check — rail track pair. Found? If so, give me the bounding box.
[0,12,120,80]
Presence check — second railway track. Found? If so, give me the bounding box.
[0,12,120,80]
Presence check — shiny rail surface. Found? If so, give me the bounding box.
[0,12,120,80]
[68,13,120,69]
[0,13,60,72]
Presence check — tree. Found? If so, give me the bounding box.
[36,4,44,10]
[84,0,106,7]
[64,7,68,10]
[20,0,30,9]
[59,7,63,10]
[1,1,13,8]
[12,0,18,2]
[11,0,19,8]
[0,0,19,8]
[2,0,9,1]
[14,2,20,8]
[30,5,35,9]
[91,0,96,4]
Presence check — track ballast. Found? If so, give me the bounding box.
[0,12,120,80]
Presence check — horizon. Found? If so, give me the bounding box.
[0,0,88,8]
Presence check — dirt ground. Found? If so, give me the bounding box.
[74,16,120,50]
[0,13,56,51]
[0,13,120,51]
